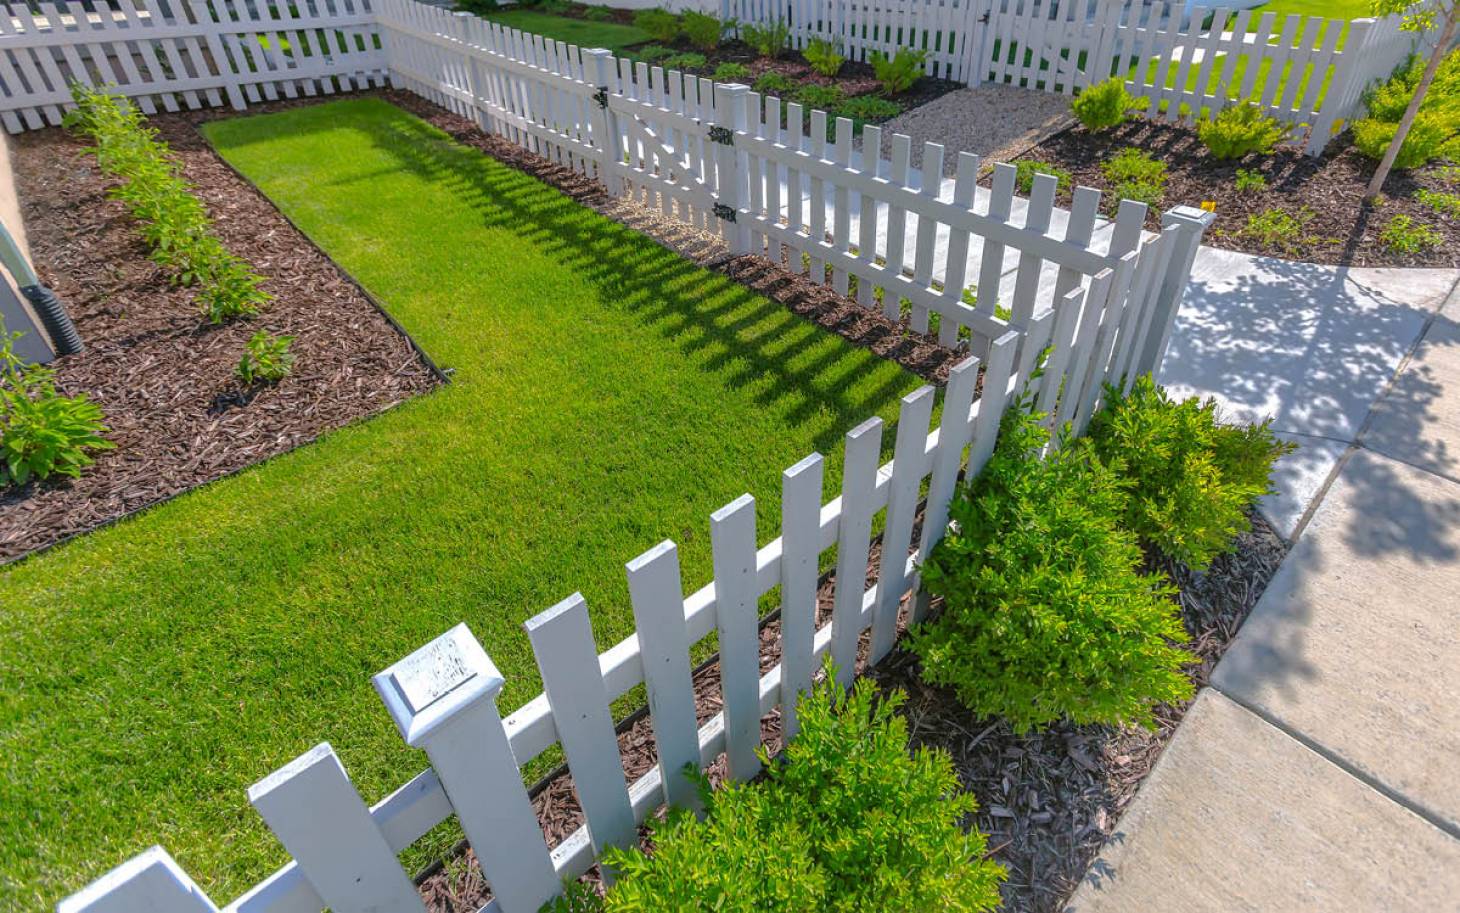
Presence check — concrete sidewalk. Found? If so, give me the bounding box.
[1067,282,1460,911]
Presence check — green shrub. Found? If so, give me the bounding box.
[539,0,570,14]
[1072,76,1139,132]
[1233,206,1314,256]
[598,674,1005,912]
[0,326,114,487]
[66,84,271,323]
[837,94,901,124]
[583,4,612,21]
[1087,375,1294,570]
[1198,101,1289,160]
[661,52,707,71]
[740,19,790,58]
[1417,188,1460,218]
[635,44,674,62]
[1381,213,1443,254]
[1014,159,1072,196]
[680,10,723,51]
[454,0,499,14]
[712,61,750,82]
[1100,147,1166,207]
[752,71,796,96]
[1234,168,1267,192]
[803,37,844,77]
[1352,111,1456,170]
[794,83,845,111]
[633,7,679,43]
[870,47,926,95]
[236,331,296,385]
[913,392,1195,733]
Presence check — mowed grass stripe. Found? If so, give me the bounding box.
[0,97,925,910]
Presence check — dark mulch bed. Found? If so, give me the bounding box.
[418,506,1290,913]
[0,115,439,561]
[1012,118,1460,268]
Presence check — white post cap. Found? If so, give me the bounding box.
[373,623,504,747]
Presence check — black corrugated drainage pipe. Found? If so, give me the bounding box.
[0,220,82,356]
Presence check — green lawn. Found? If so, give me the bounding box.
[1251,0,1374,22]
[482,8,649,54]
[0,97,925,910]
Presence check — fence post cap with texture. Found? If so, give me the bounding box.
[1161,204,1218,232]
[57,846,218,913]
[373,623,504,747]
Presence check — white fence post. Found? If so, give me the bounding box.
[712,81,751,254]
[778,452,824,740]
[57,848,219,913]
[1135,204,1217,379]
[374,624,558,913]
[248,744,427,913]
[584,47,622,194]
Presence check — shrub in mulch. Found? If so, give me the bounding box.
[1007,118,1460,268]
[0,113,439,561]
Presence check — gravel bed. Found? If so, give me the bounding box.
[869,85,1077,178]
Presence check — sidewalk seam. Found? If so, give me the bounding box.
[1209,683,1460,843]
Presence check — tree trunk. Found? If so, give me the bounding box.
[1365,4,1459,201]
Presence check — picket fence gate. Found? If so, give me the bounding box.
[722,0,1443,155]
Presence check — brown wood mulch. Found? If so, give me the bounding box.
[418,507,1290,913]
[0,112,440,562]
[1010,118,1460,268]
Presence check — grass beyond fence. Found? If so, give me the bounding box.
[483,8,649,55]
[0,97,926,911]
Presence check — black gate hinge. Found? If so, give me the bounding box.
[707,125,734,145]
[593,87,608,109]
[712,203,737,222]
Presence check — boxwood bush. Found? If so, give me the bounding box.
[1197,101,1289,160]
[913,392,1195,733]
[1087,376,1294,570]
[1071,76,1141,132]
[1351,49,1460,169]
[589,674,1005,912]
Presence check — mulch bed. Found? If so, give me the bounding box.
[0,113,439,561]
[1010,118,1460,268]
[417,507,1290,913]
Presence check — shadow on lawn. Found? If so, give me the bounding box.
[292,104,930,458]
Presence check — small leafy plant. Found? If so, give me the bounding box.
[582,4,612,21]
[837,94,901,124]
[1234,168,1268,193]
[634,44,673,62]
[1197,100,1289,160]
[1381,213,1443,254]
[870,47,926,95]
[1014,159,1073,196]
[711,61,749,82]
[1234,206,1315,256]
[633,7,679,43]
[913,391,1196,733]
[803,37,844,77]
[1417,188,1460,218]
[0,326,114,487]
[660,52,707,72]
[752,71,796,96]
[597,672,1005,912]
[794,83,845,111]
[740,19,790,58]
[679,10,724,51]
[1072,76,1140,132]
[235,331,296,385]
[1100,147,1166,207]
[1087,375,1294,570]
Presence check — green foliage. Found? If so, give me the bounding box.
[660,52,707,71]
[913,392,1196,733]
[1369,0,1457,32]
[66,84,269,323]
[599,674,1005,912]
[740,19,790,58]
[1354,48,1460,169]
[1013,159,1073,196]
[633,7,679,43]
[1087,375,1294,570]
[538,0,571,14]
[711,61,749,81]
[1197,101,1290,160]
[1234,167,1268,192]
[1438,164,1460,185]
[1234,206,1315,255]
[869,47,927,95]
[1100,147,1167,207]
[454,0,499,14]
[583,4,613,20]
[794,83,846,111]
[752,71,796,95]
[1381,213,1443,253]
[1417,187,1460,217]
[0,325,114,487]
[1353,110,1458,170]
[1071,76,1140,132]
[235,331,296,385]
[635,44,674,62]
[679,10,724,51]
[803,37,845,76]
[837,94,901,124]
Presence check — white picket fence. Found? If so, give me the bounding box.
[723,0,1441,155]
[0,0,386,132]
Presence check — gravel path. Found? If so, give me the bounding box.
[871,85,1076,178]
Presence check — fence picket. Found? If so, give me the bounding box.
[57,848,219,913]
[709,493,764,782]
[830,416,882,687]
[869,385,935,664]
[778,452,824,740]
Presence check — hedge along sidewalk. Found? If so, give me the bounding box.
[0,96,930,911]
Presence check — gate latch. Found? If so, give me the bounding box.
[593,87,609,109]
[712,203,737,223]
[707,125,734,145]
